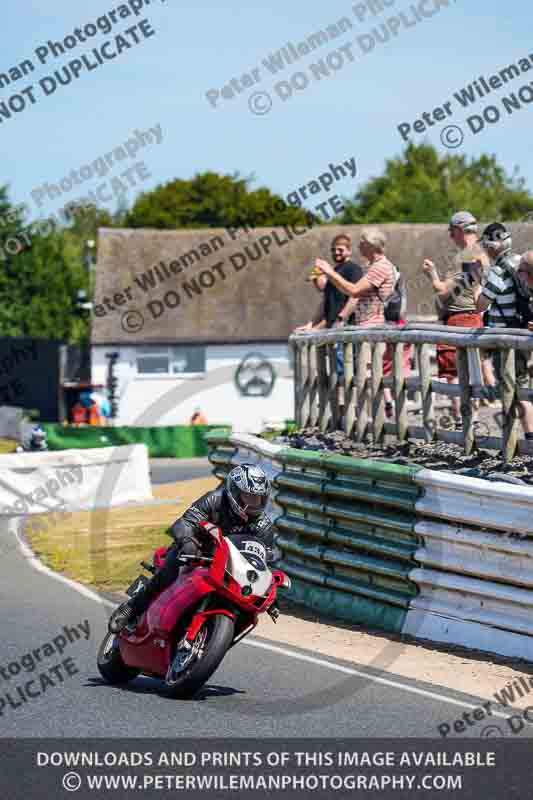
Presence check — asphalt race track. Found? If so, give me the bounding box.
[149,458,213,485]
[1,508,523,742]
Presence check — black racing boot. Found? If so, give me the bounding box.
[108,573,162,633]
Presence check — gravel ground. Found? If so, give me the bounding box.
[275,403,533,486]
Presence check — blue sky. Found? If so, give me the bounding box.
[2,0,533,223]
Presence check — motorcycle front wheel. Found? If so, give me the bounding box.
[164,614,235,699]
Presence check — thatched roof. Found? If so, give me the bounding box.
[91,223,533,345]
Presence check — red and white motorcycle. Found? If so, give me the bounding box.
[97,522,290,698]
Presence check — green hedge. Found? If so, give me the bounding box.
[42,424,231,458]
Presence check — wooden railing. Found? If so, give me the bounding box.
[289,324,533,462]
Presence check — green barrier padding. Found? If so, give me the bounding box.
[205,433,424,632]
[208,450,236,469]
[42,424,231,458]
[276,514,416,564]
[275,472,419,511]
[277,535,413,586]
[278,447,423,484]
[274,448,424,629]
[204,429,235,446]
[283,573,408,634]
[276,491,416,537]
[279,559,411,607]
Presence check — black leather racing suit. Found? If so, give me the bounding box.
[129,486,275,616]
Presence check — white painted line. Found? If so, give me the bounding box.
[8,518,516,721]
[244,638,513,720]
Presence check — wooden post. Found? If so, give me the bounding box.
[298,328,533,455]
[393,343,408,442]
[327,343,339,430]
[316,345,331,433]
[292,341,303,429]
[371,342,386,445]
[500,348,520,462]
[417,343,435,442]
[356,341,371,442]
[456,348,474,455]
[299,341,311,429]
[308,344,319,428]
[344,342,355,438]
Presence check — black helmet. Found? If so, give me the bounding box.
[225,464,271,522]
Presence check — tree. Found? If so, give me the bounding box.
[340,144,533,224]
[125,171,312,229]
[0,189,114,344]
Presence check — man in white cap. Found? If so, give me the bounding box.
[423,211,497,412]
[448,210,480,250]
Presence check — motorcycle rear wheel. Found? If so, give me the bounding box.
[164,614,234,699]
[97,632,141,684]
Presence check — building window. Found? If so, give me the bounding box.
[136,346,206,375]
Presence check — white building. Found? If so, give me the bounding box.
[91,342,295,431]
[90,225,325,432]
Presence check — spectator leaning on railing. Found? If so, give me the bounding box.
[442,212,496,405]
[344,228,411,418]
[315,228,395,325]
[294,233,363,421]
[315,228,406,419]
[447,211,497,404]
[295,233,362,334]
[422,211,489,430]
[474,223,533,440]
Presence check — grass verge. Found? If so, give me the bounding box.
[25,475,219,593]
[0,438,19,454]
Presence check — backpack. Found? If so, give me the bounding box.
[384,265,407,323]
[494,263,533,328]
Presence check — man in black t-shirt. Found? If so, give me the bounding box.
[323,255,362,327]
[294,234,362,422]
[295,234,362,332]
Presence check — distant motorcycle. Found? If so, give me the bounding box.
[97,522,290,699]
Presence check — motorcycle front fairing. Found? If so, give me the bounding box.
[117,534,279,676]
[118,567,217,675]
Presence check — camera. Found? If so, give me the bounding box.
[461,260,482,286]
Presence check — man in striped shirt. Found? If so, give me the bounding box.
[475,222,533,438]
[478,223,521,328]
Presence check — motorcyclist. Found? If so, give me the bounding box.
[29,426,48,451]
[108,464,275,633]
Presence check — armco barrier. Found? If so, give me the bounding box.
[0,444,152,517]
[42,424,230,458]
[206,430,533,661]
[405,470,533,661]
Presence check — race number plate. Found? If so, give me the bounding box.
[242,540,267,562]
